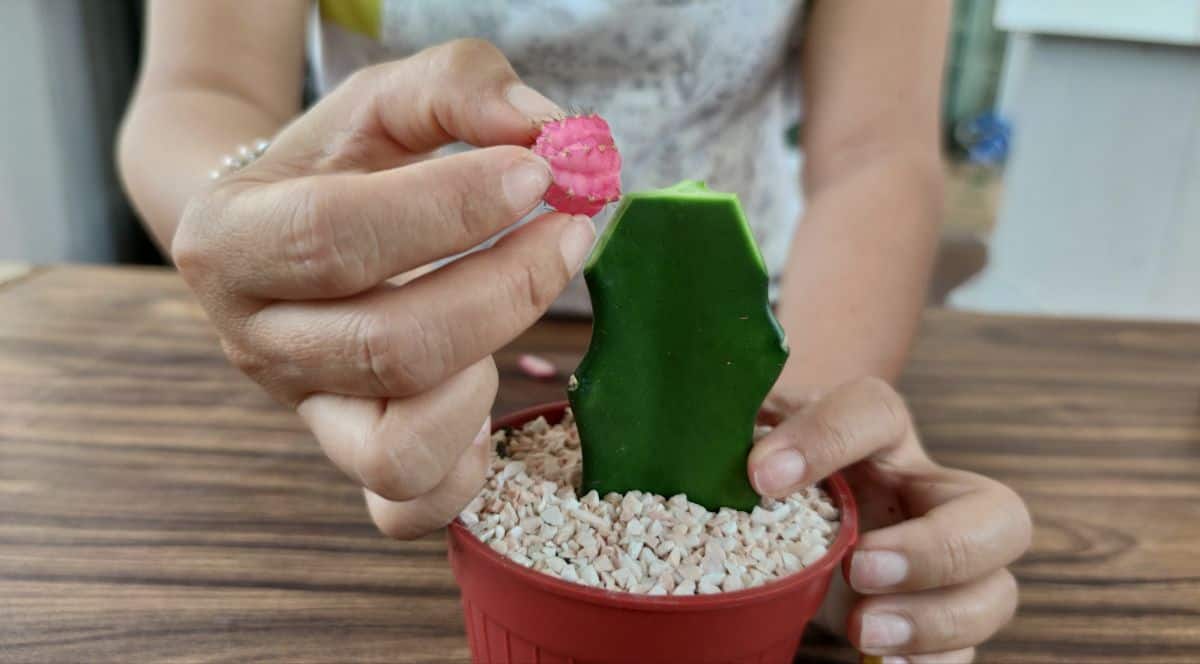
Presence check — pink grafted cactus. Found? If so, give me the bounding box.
[532,114,622,217]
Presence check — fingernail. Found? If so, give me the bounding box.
[851,551,910,591]
[752,448,806,495]
[503,156,552,212]
[559,215,596,274]
[860,613,913,653]
[506,83,564,122]
[473,417,492,447]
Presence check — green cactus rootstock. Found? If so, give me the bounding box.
[567,180,789,512]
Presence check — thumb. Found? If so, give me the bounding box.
[269,38,563,174]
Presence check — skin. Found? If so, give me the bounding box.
[117,1,1031,661]
[749,3,1032,662]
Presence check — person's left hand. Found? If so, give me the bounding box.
[748,377,1032,663]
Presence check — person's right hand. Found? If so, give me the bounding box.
[172,39,594,539]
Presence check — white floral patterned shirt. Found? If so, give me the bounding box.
[309,0,807,314]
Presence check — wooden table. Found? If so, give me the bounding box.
[1,265,1197,663]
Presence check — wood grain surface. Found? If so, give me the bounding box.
[1,265,1197,663]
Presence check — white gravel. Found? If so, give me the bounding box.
[460,410,840,596]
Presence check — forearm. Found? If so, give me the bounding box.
[775,147,942,396]
[116,0,306,253]
[117,90,287,251]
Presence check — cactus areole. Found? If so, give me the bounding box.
[568,181,789,512]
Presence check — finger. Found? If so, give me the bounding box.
[263,38,563,176]
[849,474,1032,594]
[758,389,824,426]
[364,420,492,540]
[748,377,920,497]
[850,569,1018,657]
[249,212,593,400]
[214,145,552,299]
[297,357,497,501]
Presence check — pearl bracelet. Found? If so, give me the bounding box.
[208,138,271,180]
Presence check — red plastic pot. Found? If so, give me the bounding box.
[448,401,859,664]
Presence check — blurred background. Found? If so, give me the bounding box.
[1,0,1197,319]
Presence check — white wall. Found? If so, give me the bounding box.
[996,0,1200,46]
[951,35,1200,320]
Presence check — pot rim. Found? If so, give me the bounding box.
[448,400,859,612]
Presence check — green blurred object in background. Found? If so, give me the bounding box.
[943,0,1008,152]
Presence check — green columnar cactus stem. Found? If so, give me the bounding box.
[567,181,789,511]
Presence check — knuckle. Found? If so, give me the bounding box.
[421,39,514,144]
[432,38,505,72]
[435,173,489,241]
[356,310,429,396]
[281,185,369,294]
[357,428,443,503]
[938,527,976,586]
[171,195,225,279]
[856,376,911,442]
[454,148,525,233]
[285,188,343,286]
[925,601,966,646]
[395,443,445,502]
[170,224,207,279]
[810,410,855,471]
[343,61,388,95]
[218,332,302,407]
[219,337,270,382]
[502,258,562,317]
[282,189,338,283]
[356,306,456,396]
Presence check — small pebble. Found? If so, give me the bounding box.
[517,353,558,380]
[542,505,565,526]
[462,411,839,595]
[673,579,697,596]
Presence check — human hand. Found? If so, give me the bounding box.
[173,39,593,539]
[748,378,1032,662]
